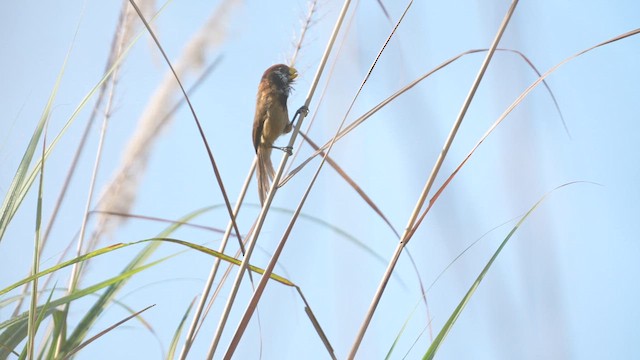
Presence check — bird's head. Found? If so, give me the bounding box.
[262,64,297,95]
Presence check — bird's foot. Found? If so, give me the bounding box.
[295,105,310,118]
[272,145,293,155]
[289,105,309,127]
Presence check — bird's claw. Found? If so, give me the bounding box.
[272,145,293,155]
[295,105,309,118]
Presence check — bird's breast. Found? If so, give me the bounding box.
[260,96,289,146]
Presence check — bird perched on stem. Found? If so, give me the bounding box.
[252,64,299,204]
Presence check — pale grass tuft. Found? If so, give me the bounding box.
[95,0,241,240]
[123,0,157,45]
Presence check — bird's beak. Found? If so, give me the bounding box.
[289,67,298,80]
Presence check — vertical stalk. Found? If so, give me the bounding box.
[346,1,520,358]
[221,1,413,356]
[54,6,129,355]
[205,0,354,358]
[178,161,254,359]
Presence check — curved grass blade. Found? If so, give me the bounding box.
[0,257,166,358]
[282,47,566,185]
[1,255,168,331]
[407,28,640,243]
[1,238,293,299]
[422,183,582,359]
[61,203,244,354]
[0,243,126,297]
[90,206,227,235]
[62,304,155,360]
[0,1,172,244]
[27,108,49,360]
[0,34,70,244]
[46,309,66,360]
[127,0,243,255]
[167,298,196,360]
[2,232,291,357]
[0,316,27,359]
[295,287,337,360]
[384,299,420,360]
[269,206,389,267]
[145,238,294,286]
[0,284,56,359]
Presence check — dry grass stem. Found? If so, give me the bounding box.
[178,161,256,359]
[347,1,519,357]
[290,0,318,67]
[406,26,640,242]
[281,47,563,186]
[12,1,136,320]
[206,0,355,357]
[95,0,240,240]
[285,0,359,175]
[223,1,411,357]
[54,8,134,355]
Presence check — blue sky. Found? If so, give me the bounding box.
[1,1,639,359]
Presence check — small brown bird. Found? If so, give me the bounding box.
[252,64,298,204]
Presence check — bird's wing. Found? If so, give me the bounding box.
[253,91,267,152]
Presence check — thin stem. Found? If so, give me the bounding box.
[11,0,129,323]
[222,0,409,356]
[53,4,130,355]
[177,159,255,359]
[205,0,354,358]
[28,119,47,360]
[56,29,119,357]
[347,1,520,358]
[285,0,359,175]
[127,0,244,275]
[290,0,317,67]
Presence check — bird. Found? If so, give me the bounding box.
[252,64,298,205]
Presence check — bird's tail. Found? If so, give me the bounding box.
[256,146,275,205]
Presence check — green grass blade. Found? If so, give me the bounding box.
[0,317,25,359]
[0,45,68,244]
[422,183,579,360]
[0,317,27,359]
[60,205,222,353]
[1,214,291,357]
[47,309,67,360]
[1,257,164,329]
[62,304,155,360]
[0,288,56,359]
[23,286,57,360]
[3,202,209,300]
[56,234,295,355]
[136,238,296,287]
[27,115,48,360]
[167,299,196,360]
[0,243,127,297]
[385,299,423,360]
[0,1,172,244]
[1,237,294,301]
[268,206,407,285]
[0,253,170,357]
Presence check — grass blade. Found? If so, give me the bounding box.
[62,304,155,359]
[126,0,243,251]
[167,299,196,360]
[0,1,172,245]
[407,28,640,242]
[422,183,580,359]
[348,2,520,357]
[60,204,237,354]
[0,38,68,243]
[27,118,48,360]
